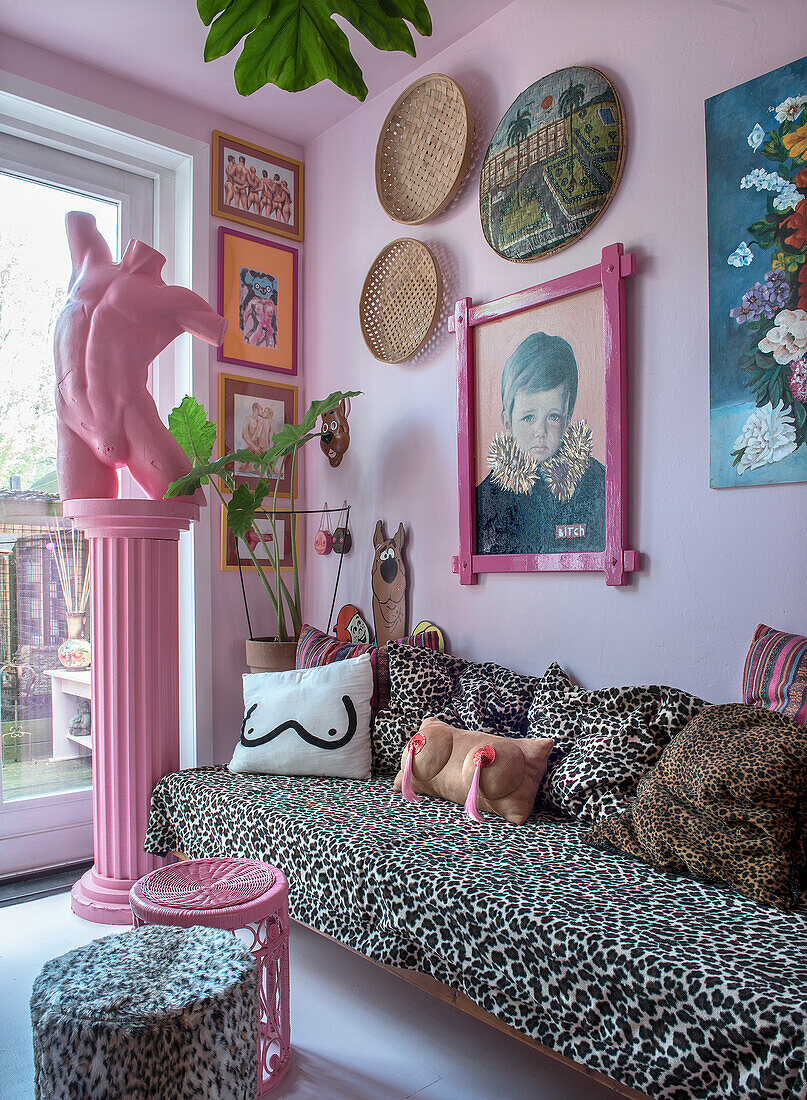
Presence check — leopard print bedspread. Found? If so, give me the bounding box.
[145,767,807,1100]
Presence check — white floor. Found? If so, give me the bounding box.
[0,891,621,1100]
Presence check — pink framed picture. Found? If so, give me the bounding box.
[450,242,640,587]
[217,226,298,375]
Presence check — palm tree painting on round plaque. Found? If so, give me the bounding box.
[481,67,626,262]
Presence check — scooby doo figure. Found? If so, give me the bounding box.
[319,398,351,468]
[371,520,407,646]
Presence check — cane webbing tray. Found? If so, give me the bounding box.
[359,238,443,363]
[376,74,474,225]
[139,858,275,910]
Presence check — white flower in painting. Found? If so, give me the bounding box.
[774,95,807,124]
[758,308,807,365]
[728,241,754,267]
[733,402,797,474]
[740,168,790,194]
[747,123,766,150]
[772,183,802,212]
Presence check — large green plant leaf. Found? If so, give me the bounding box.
[227,483,259,537]
[168,395,217,465]
[198,0,432,100]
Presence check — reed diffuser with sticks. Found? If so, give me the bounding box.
[47,522,91,670]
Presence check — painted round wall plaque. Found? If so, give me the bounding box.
[480,66,626,262]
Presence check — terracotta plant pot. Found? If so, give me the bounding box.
[245,638,297,674]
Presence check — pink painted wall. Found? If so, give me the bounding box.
[0,35,303,761]
[302,0,807,704]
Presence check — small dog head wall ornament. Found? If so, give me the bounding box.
[335,604,371,644]
[371,519,407,646]
[319,398,351,468]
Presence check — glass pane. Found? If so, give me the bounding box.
[0,172,119,802]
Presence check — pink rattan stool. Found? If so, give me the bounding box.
[130,858,290,1095]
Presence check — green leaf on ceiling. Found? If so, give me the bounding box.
[198,0,433,101]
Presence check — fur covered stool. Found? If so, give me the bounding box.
[30,924,259,1100]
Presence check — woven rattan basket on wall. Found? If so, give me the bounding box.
[376,74,474,225]
[359,238,443,363]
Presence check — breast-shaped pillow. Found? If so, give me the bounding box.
[393,717,553,825]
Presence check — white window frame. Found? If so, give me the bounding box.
[0,71,213,877]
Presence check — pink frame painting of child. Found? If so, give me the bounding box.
[451,243,640,586]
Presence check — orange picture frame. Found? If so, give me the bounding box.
[217,226,298,375]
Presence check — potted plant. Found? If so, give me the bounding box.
[164,389,359,671]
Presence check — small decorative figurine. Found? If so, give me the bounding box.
[319,398,351,468]
[371,520,407,646]
[54,212,227,502]
[335,604,371,644]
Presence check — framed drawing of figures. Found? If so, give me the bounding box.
[706,57,807,488]
[212,130,303,242]
[218,372,298,499]
[450,243,639,586]
[217,226,298,375]
[222,508,299,572]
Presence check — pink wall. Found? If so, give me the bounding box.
[302,0,807,703]
[0,35,303,761]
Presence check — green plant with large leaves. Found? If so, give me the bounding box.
[197,0,433,101]
[166,389,360,641]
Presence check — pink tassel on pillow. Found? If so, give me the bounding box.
[464,746,496,823]
[401,732,426,803]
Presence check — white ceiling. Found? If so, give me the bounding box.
[0,0,514,147]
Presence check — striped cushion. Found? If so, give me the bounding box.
[743,623,807,725]
[296,624,442,713]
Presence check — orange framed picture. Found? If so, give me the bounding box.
[217,226,298,375]
[212,130,303,242]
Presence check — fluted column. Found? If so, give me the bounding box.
[63,499,198,924]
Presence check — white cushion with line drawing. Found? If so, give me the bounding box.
[228,654,373,779]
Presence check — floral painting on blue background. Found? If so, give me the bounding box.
[706,56,807,488]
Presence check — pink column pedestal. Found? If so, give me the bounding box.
[63,499,199,925]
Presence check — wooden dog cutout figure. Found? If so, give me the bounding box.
[371,520,407,646]
[319,398,351,468]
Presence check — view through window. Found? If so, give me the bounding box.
[0,170,119,802]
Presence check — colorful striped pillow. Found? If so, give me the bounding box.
[296,624,443,713]
[743,624,807,725]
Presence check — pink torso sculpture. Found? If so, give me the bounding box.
[54,212,227,501]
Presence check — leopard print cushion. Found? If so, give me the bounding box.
[371,644,573,775]
[30,924,259,1100]
[586,703,807,909]
[529,683,708,822]
[145,766,807,1099]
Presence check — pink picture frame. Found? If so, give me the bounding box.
[450,242,640,587]
[217,226,298,376]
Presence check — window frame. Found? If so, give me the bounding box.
[0,70,213,877]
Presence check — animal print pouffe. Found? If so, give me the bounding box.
[30,924,259,1100]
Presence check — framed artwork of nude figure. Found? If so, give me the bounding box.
[218,372,298,501]
[450,243,641,587]
[212,130,303,242]
[217,226,298,375]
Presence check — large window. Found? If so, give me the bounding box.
[0,168,120,803]
[0,75,212,878]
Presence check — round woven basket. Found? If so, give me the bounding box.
[376,74,474,225]
[359,238,443,363]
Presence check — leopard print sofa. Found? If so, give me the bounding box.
[145,766,807,1100]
